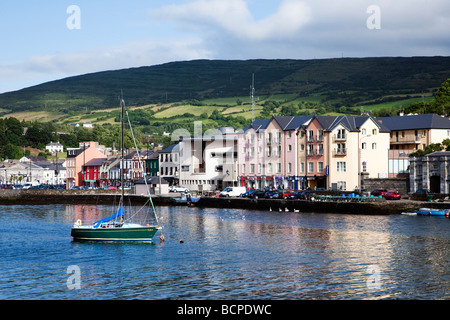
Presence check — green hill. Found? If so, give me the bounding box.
[1,56,449,114]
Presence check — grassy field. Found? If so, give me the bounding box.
[1,93,431,126]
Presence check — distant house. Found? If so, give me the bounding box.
[82,158,107,188]
[83,122,93,128]
[45,141,64,154]
[135,176,169,195]
[66,141,107,188]
[159,144,180,185]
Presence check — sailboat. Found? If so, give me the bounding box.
[71,96,162,242]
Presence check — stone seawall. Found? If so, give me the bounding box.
[0,189,174,206]
[0,190,444,214]
[194,197,427,215]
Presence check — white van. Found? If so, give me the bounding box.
[22,182,39,189]
[219,186,247,197]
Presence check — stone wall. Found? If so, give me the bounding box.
[363,178,409,195]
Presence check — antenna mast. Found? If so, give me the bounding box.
[251,73,255,122]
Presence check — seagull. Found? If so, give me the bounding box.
[294,209,299,213]
[279,207,282,212]
[285,207,289,212]
[269,207,272,212]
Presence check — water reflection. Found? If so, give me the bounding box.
[1,204,448,299]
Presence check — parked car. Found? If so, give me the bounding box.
[288,191,307,200]
[415,189,431,194]
[382,191,401,200]
[169,185,190,193]
[246,189,266,199]
[278,189,294,199]
[264,190,278,199]
[371,189,387,197]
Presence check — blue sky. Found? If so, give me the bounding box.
[1,0,450,94]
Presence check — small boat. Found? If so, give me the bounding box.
[172,193,200,204]
[412,208,450,217]
[71,96,162,241]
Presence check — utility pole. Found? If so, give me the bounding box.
[251,73,255,122]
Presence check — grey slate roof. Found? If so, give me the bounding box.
[376,114,450,131]
[160,144,180,153]
[243,114,392,133]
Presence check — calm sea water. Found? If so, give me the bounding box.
[0,204,448,300]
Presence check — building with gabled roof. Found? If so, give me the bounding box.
[238,114,390,191]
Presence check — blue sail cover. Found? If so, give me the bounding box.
[93,206,124,228]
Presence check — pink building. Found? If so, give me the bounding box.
[238,115,313,190]
[66,141,106,188]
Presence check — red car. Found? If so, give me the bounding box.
[382,191,401,200]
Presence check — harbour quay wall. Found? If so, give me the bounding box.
[194,197,437,215]
[0,189,174,206]
[0,189,443,215]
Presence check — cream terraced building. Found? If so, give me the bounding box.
[238,114,390,191]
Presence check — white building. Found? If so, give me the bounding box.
[45,142,64,154]
[178,127,238,192]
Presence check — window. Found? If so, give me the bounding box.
[288,163,292,173]
[267,163,273,173]
[250,164,255,173]
[242,164,245,173]
[337,129,346,139]
[372,143,377,150]
[337,181,347,190]
[372,129,377,135]
[308,144,314,156]
[337,161,346,172]
[362,128,366,135]
[277,163,281,173]
[318,129,324,141]
[258,163,262,173]
[308,130,314,142]
[362,142,366,150]
[308,162,314,173]
[301,162,305,173]
[318,162,324,173]
[317,144,323,155]
[288,144,292,151]
[362,161,367,172]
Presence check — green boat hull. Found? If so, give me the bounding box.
[71,226,160,242]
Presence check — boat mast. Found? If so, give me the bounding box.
[120,93,125,203]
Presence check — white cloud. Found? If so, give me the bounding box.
[0,38,212,93]
[1,0,449,94]
[151,0,311,40]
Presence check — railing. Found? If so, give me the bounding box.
[333,148,347,156]
[334,134,347,141]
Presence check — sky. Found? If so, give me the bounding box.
[1,0,450,94]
